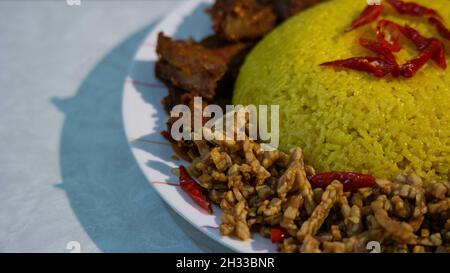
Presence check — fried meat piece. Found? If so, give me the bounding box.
[271,0,325,20]
[157,33,249,111]
[156,33,227,100]
[208,0,276,41]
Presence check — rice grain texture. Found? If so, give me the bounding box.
[233,0,450,181]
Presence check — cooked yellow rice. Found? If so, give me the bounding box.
[233,0,450,181]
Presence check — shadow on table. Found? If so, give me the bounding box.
[51,18,230,253]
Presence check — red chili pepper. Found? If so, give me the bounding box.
[400,24,430,50]
[270,227,288,243]
[321,56,399,77]
[179,166,212,214]
[401,39,444,77]
[309,172,377,192]
[429,17,450,40]
[359,38,398,64]
[346,3,384,32]
[400,25,447,70]
[386,0,442,19]
[376,20,403,52]
[427,38,447,69]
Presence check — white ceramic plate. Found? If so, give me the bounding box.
[122,0,277,253]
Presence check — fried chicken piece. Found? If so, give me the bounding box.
[208,0,276,41]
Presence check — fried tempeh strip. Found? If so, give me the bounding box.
[243,140,270,185]
[427,181,449,200]
[210,147,233,172]
[276,149,301,198]
[391,195,412,219]
[428,199,450,214]
[339,196,363,236]
[261,150,281,169]
[299,235,322,253]
[296,181,343,241]
[371,195,417,243]
[220,200,251,240]
[277,148,316,213]
[295,152,316,215]
[388,182,427,231]
[280,194,304,235]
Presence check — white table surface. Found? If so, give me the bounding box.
[0,0,230,253]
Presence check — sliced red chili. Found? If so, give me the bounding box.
[179,165,213,214]
[400,25,447,69]
[270,227,288,244]
[376,20,403,52]
[346,3,384,32]
[321,56,399,78]
[401,39,443,77]
[359,38,397,64]
[429,17,450,40]
[309,172,377,192]
[386,0,442,19]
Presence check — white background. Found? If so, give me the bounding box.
[0,0,229,253]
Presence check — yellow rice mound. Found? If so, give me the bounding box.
[233,0,450,181]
